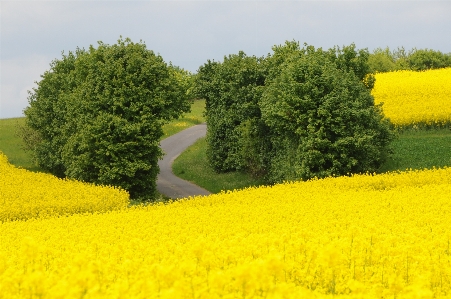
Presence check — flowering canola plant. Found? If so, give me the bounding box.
[1,164,451,298]
[372,68,451,128]
[0,152,129,222]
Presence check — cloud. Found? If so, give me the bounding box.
[1,0,450,118]
[0,55,51,118]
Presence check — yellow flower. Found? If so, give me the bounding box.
[372,68,451,129]
[2,151,451,297]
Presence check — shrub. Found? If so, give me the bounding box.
[408,49,451,71]
[368,47,451,73]
[260,45,395,183]
[192,51,266,172]
[194,42,394,183]
[24,49,81,177]
[326,44,374,85]
[24,37,190,200]
[368,47,397,73]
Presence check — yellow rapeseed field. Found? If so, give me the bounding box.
[372,67,451,128]
[1,165,451,298]
[0,152,129,222]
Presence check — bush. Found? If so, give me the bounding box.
[368,47,451,73]
[194,41,395,184]
[192,51,266,172]
[24,38,190,200]
[260,45,395,183]
[407,49,451,71]
[368,48,397,73]
[24,49,81,177]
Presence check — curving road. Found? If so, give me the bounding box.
[156,123,211,199]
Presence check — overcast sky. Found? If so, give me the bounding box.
[1,0,450,119]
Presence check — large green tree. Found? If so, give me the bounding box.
[261,44,394,183]
[192,51,266,172]
[24,38,190,200]
[194,41,395,184]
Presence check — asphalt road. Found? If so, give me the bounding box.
[156,123,211,199]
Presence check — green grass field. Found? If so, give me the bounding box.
[172,137,266,193]
[377,128,451,172]
[0,117,42,172]
[173,128,451,193]
[161,99,205,138]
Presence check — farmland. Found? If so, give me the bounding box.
[1,67,451,298]
[0,152,128,222]
[1,161,451,298]
[372,68,451,128]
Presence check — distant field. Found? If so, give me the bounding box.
[377,128,451,173]
[0,117,40,171]
[161,99,205,138]
[373,68,451,128]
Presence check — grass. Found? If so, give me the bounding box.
[173,128,451,193]
[172,137,266,193]
[161,99,205,138]
[377,128,451,172]
[0,117,42,172]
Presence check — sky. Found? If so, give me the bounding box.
[1,1,451,119]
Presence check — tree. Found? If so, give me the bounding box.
[260,45,395,183]
[368,47,397,73]
[367,47,451,73]
[192,51,266,172]
[193,42,395,183]
[407,49,451,71]
[24,37,190,200]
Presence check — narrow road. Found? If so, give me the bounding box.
[157,123,211,199]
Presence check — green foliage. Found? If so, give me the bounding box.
[24,37,190,200]
[326,44,373,83]
[368,47,451,73]
[194,41,395,184]
[264,41,374,85]
[264,40,302,83]
[192,51,266,172]
[236,118,272,178]
[24,49,80,177]
[408,49,451,71]
[261,45,395,182]
[168,64,196,100]
[368,48,397,73]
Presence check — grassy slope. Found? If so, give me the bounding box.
[378,129,451,172]
[173,129,451,193]
[0,99,205,173]
[161,99,205,138]
[0,117,41,172]
[172,137,266,193]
